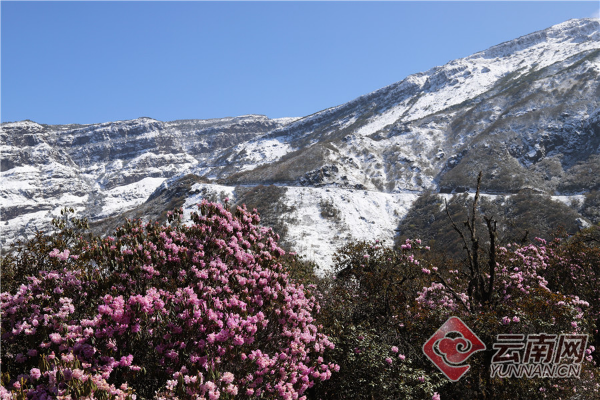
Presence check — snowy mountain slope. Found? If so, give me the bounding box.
[1,115,296,243]
[180,184,588,270]
[2,18,599,268]
[178,183,419,273]
[222,19,600,194]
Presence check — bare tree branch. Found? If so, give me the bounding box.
[445,198,475,277]
[484,216,498,303]
[470,172,483,278]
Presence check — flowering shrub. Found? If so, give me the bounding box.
[543,226,600,365]
[1,202,336,399]
[314,232,600,399]
[409,175,600,399]
[310,240,445,400]
[414,239,599,399]
[310,173,600,400]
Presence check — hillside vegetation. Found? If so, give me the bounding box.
[2,179,600,399]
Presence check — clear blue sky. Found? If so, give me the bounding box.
[2,1,598,125]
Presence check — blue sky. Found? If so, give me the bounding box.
[2,1,599,125]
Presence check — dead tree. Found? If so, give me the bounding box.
[439,171,498,313]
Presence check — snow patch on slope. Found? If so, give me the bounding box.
[233,138,293,171]
[98,177,167,218]
[283,186,419,272]
[180,183,419,272]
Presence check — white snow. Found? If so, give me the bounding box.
[98,177,167,218]
[1,121,44,130]
[181,183,237,221]
[282,186,419,273]
[352,19,600,138]
[552,194,586,206]
[232,138,293,171]
[180,183,419,272]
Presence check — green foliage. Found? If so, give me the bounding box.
[396,191,582,259]
[581,191,600,224]
[233,184,298,249]
[558,155,600,193]
[309,240,446,399]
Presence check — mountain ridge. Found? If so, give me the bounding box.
[2,18,599,268]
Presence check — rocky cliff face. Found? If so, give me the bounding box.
[0,116,297,243]
[2,18,598,269]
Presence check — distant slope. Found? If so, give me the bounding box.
[2,19,598,269]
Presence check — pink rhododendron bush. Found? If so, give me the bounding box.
[1,202,336,399]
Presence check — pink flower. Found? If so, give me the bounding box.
[385,357,392,365]
[30,368,42,380]
[432,392,441,400]
[51,249,70,261]
[49,333,62,344]
[119,354,134,367]
[72,369,85,380]
[502,316,511,325]
[225,384,238,395]
[232,335,244,345]
[398,354,406,361]
[220,372,234,384]
[391,346,398,353]
[512,316,520,323]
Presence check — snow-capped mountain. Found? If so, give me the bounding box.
[219,18,599,193]
[2,18,599,269]
[1,116,297,242]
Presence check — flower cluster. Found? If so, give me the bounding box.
[416,240,590,335]
[1,202,336,399]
